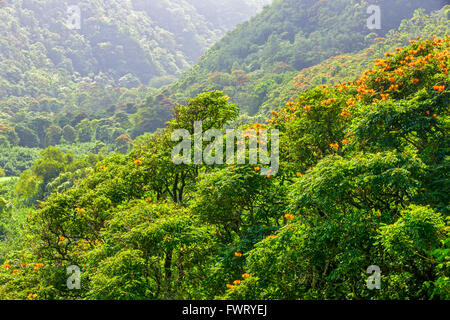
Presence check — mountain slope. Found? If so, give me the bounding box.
[3,33,447,300]
[0,0,271,158]
[166,0,447,114]
[0,0,270,97]
[261,6,450,113]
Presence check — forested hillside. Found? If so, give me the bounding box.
[0,0,448,301]
[167,0,447,114]
[0,0,270,175]
[262,6,450,113]
[0,0,270,91]
[1,33,448,301]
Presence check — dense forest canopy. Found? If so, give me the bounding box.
[0,0,271,175]
[0,0,448,301]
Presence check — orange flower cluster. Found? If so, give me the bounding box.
[374,59,388,68]
[266,235,276,239]
[2,264,10,269]
[349,37,449,107]
[329,143,339,150]
[233,280,241,285]
[395,68,405,76]
[388,84,400,91]
[242,273,251,279]
[59,236,66,242]
[33,263,44,271]
[133,158,143,166]
[254,122,267,130]
[234,252,243,258]
[254,166,260,172]
[321,98,337,105]
[27,293,38,300]
[244,122,267,135]
[357,84,375,96]
[356,76,369,86]
[284,214,295,220]
[340,110,351,118]
[267,37,448,145]
[346,98,355,107]
[336,83,348,93]
[270,101,302,123]
[433,85,445,92]
[75,208,85,213]
[380,93,390,101]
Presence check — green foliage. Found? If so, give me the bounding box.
[193,166,286,239]
[14,146,103,203]
[0,1,449,302]
[85,201,212,299]
[0,146,40,176]
[168,90,239,133]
